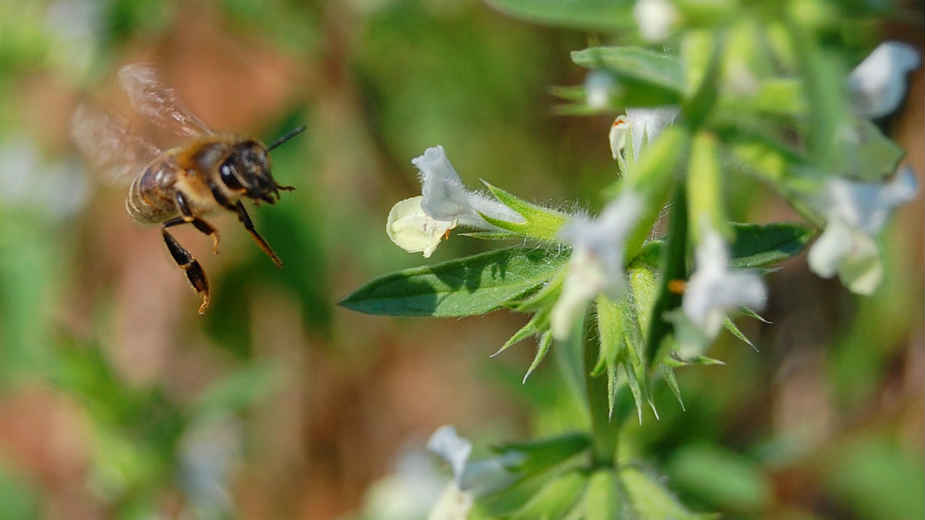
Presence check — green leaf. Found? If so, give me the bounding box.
[340,246,567,317]
[480,181,569,241]
[571,46,684,96]
[514,267,565,312]
[492,433,592,478]
[486,0,633,32]
[523,330,553,383]
[668,443,772,513]
[665,354,726,367]
[582,469,622,520]
[621,466,719,519]
[728,222,813,268]
[510,471,588,520]
[662,367,685,411]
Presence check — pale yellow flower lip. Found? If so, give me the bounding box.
[386,196,456,258]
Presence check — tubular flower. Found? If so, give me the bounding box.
[849,41,920,119]
[808,167,917,294]
[387,146,525,257]
[609,107,680,161]
[683,230,767,340]
[551,191,644,339]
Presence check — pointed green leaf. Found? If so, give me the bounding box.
[582,469,622,520]
[486,0,633,32]
[514,267,566,312]
[491,433,592,478]
[595,296,626,379]
[621,466,720,520]
[340,246,567,317]
[666,353,726,367]
[571,46,684,96]
[523,331,553,383]
[510,471,589,520]
[729,222,814,268]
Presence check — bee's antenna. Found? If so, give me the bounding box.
[267,125,307,152]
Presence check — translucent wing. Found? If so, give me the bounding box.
[118,63,213,137]
[70,103,162,185]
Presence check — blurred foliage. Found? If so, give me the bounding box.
[0,0,920,518]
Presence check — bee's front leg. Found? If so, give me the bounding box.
[233,201,283,268]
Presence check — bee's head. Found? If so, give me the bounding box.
[218,126,305,204]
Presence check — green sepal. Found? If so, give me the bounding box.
[479,181,569,241]
[724,317,758,351]
[459,231,520,240]
[740,306,771,324]
[491,307,550,358]
[523,330,553,383]
[554,312,588,416]
[665,353,726,367]
[340,246,567,317]
[662,366,686,411]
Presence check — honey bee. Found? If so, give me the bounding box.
[71,64,305,314]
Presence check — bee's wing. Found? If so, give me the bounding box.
[70,103,162,185]
[118,63,213,137]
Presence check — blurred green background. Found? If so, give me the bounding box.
[0,0,922,518]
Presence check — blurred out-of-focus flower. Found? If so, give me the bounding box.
[633,0,679,42]
[551,192,643,339]
[849,41,920,118]
[178,415,242,518]
[360,449,446,520]
[683,229,767,339]
[0,137,89,219]
[609,107,679,162]
[585,70,616,109]
[808,167,917,294]
[387,146,524,257]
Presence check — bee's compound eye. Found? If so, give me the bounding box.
[219,162,243,190]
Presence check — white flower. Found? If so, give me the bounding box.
[551,191,644,339]
[849,41,920,118]
[387,146,524,257]
[585,70,616,109]
[633,0,679,43]
[609,107,679,162]
[426,426,521,520]
[683,230,767,341]
[808,167,917,294]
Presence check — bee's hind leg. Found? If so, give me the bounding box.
[162,227,210,315]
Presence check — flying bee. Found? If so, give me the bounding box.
[71,64,305,314]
